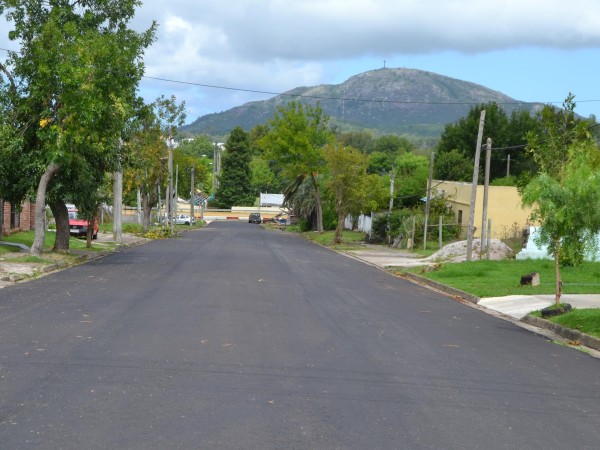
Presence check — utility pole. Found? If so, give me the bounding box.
[423,150,435,250]
[190,166,195,225]
[174,164,179,219]
[466,110,486,262]
[388,165,395,239]
[506,154,511,177]
[167,134,174,230]
[481,138,492,256]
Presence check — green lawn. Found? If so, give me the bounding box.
[402,259,600,298]
[1,230,111,254]
[302,229,367,248]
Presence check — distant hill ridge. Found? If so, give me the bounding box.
[182,68,541,139]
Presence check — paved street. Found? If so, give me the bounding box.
[0,221,599,449]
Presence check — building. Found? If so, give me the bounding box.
[434,181,533,240]
[1,200,36,236]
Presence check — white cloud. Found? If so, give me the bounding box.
[2,0,600,121]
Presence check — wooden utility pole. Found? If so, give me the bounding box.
[190,166,195,225]
[423,150,435,250]
[167,135,174,230]
[387,165,395,245]
[466,110,486,261]
[481,138,492,255]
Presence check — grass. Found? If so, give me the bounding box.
[1,230,109,254]
[302,229,367,248]
[531,308,600,339]
[401,259,600,298]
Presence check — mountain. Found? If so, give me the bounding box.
[181,68,542,139]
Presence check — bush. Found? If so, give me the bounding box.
[123,223,143,234]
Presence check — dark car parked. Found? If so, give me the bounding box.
[248,213,262,224]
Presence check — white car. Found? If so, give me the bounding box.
[163,214,195,225]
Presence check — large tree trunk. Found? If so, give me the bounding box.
[334,211,344,244]
[31,163,60,257]
[142,190,152,232]
[311,173,323,233]
[49,199,70,253]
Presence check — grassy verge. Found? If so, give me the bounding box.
[530,308,600,339]
[302,230,368,249]
[399,259,600,297]
[1,230,110,255]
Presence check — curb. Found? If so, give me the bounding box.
[391,268,600,355]
[522,315,600,351]
[399,271,481,304]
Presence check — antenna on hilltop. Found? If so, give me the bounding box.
[383,60,386,68]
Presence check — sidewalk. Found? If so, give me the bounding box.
[0,232,150,287]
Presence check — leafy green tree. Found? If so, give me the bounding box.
[521,95,600,304]
[213,127,255,208]
[435,102,539,182]
[0,0,155,256]
[260,101,333,232]
[250,157,280,195]
[374,134,414,155]
[433,149,473,181]
[394,152,429,208]
[337,130,376,153]
[367,151,393,175]
[323,143,383,243]
[123,104,167,231]
[177,135,214,159]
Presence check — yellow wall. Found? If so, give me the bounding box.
[435,181,533,239]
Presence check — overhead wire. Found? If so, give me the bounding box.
[2,46,599,109]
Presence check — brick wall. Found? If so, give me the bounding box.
[2,200,36,236]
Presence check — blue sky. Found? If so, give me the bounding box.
[1,0,599,125]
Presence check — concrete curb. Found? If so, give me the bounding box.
[399,271,481,304]
[368,263,600,355]
[522,315,600,351]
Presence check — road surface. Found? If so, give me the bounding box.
[0,221,598,448]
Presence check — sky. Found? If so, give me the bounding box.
[1,0,600,126]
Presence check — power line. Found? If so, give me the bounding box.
[2,46,600,109]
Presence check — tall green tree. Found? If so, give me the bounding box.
[521,94,600,304]
[213,127,255,208]
[0,0,155,256]
[323,143,383,243]
[260,101,333,232]
[435,102,540,182]
[393,152,429,208]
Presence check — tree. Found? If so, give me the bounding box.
[393,152,429,208]
[521,94,600,304]
[374,134,414,156]
[337,130,376,153]
[0,0,155,256]
[260,101,333,232]
[435,102,539,182]
[213,127,255,208]
[323,143,383,243]
[433,149,473,181]
[155,95,186,226]
[123,104,166,232]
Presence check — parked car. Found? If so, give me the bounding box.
[162,214,195,225]
[248,213,262,224]
[68,209,99,239]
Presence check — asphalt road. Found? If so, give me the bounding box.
[0,221,598,449]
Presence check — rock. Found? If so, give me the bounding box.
[520,272,540,287]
